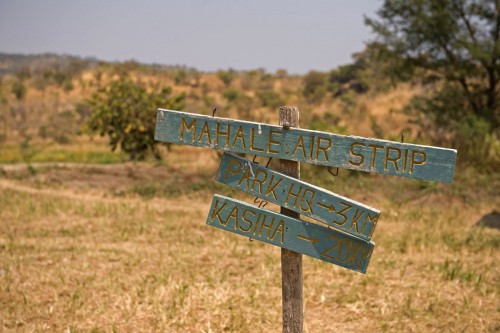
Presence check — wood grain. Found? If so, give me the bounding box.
[279,106,302,333]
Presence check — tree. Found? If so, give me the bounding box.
[302,71,328,103]
[256,89,284,108]
[11,79,26,100]
[217,69,237,87]
[365,0,500,134]
[328,63,369,97]
[86,79,185,160]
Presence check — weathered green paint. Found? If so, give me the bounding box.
[206,194,375,273]
[155,109,457,183]
[216,152,380,241]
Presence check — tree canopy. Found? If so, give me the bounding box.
[365,0,500,134]
[86,79,184,160]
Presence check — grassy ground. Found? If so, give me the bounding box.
[0,137,128,164]
[0,147,499,332]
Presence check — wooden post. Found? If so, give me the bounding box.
[279,106,303,333]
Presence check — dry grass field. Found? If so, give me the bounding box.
[1,145,499,333]
[0,54,499,332]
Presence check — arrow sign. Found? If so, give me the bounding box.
[206,194,375,273]
[155,109,457,182]
[216,152,380,241]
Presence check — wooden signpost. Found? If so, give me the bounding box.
[216,152,380,241]
[153,106,457,333]
[278,107,302,333]
[155,108,457,183]
[206,194,375,273]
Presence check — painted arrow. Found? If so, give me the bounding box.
[297,235,320,244]
[316,202,336,213]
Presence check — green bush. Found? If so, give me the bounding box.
[256,89,284,108]
[223,88,242,102]
[453,115,500,172]
[11,80,26,100]
[303,71,328,103]
[86,79,185,160]
[217,69,236,87]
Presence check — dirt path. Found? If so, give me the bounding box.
[0,177,205,213]
[0,177,113,202]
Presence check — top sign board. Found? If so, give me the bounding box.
[155,109,457,183]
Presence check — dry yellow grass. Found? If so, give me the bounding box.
[0,61,417,148]
[1,147,499,332]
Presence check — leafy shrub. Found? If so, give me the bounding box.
[453,115,500,172]
[217,69,237,87]
[11,80,26,100]
[86,79,185,160]
[303,71,328,103]
[223,88,242,102]
[256,89,284,109]
[329,64,369,97]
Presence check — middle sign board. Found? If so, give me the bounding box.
[216,152,380,241]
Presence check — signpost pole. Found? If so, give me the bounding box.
[279,106,303,333]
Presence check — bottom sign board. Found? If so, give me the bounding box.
[206,194,375,273]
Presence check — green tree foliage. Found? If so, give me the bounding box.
[11,80,26,100]
[303,71,328,103]
[33,60,87,91]
[217,69,237,87]
[365,0,500,134]
[256,89,284,108]
[222,88,243,102]
[86,79,185,160]
[328,63,369,97]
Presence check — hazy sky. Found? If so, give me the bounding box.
[0,0,381,74]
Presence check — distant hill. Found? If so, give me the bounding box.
[0,53,102,76]
[0,52,200,77]
[0,51,420,154]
